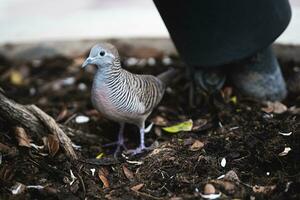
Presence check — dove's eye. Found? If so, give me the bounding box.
[99,51,105,56]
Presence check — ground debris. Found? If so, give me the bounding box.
[0,53,299,199]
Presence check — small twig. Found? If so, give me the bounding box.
[28,105,78,160]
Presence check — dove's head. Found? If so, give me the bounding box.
[82,43,120,69]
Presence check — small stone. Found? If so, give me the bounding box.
[162,56,172,65]
[224,170,239,182]
[62,77,75,86]
[78,83,87,91]
[147,57,156,66]
[75,115,90,124]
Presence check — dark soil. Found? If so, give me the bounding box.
[0,48,299,200]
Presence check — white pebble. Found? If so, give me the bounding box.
[78,83,87,91]
[75,115,90,124]
[266,172,270,176]
[126,57,138,66]
[62,77,75,86]
[221,158,226,168]
[147,57,156,66]
[29,87,36,96]
[162,56,172,65]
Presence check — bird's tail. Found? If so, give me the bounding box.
[156,68,179,85]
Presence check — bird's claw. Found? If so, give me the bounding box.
[103,140,128,158]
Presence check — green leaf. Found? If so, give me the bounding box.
[162,119,193,133]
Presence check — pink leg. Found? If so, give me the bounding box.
[127,124,152,155]
[102,123,127,157]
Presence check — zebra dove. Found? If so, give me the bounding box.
[82,43,176,155]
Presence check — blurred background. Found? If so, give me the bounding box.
[0,0,299,45]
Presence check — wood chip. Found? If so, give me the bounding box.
[122,165,134,181]
[189,140,204,151]
[131,183,144,192]
[15,127,31,147]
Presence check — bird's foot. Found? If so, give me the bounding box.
[103,140,128,158]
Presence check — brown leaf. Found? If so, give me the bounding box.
[0,142,12,153]
[98,168,110,188]
[122,165,134,181]
[0,165,15,182]
[47,135,60,157]
[189,140,204,151]
[253,185,276,194]
[152,115,168,126]
[15,127,31,147]
[192,118,208,131]
[262,101,287,114]
[212,180,236,195]
[56,106,69,122]
[131,183,144,192]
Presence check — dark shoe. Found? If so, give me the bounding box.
[229,46,287,101]
[193,68,226,92]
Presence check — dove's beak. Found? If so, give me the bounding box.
[82,57,93,68]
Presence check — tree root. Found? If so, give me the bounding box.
[0,91,78,160]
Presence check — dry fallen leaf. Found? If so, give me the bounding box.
[131,183,144,192]
[189,140,204,151]
[262,101,287,114]
[0,165,15,181]
[224,170,240,182]
[152,115,168,126]
[122,165,134,181]
[192,118,208,131]
[253,185,276,194]
[98,168,110,188]
[15,127,31,147]
[10,70,23,86]
[162,119,193,133]
[47,135,60,157]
